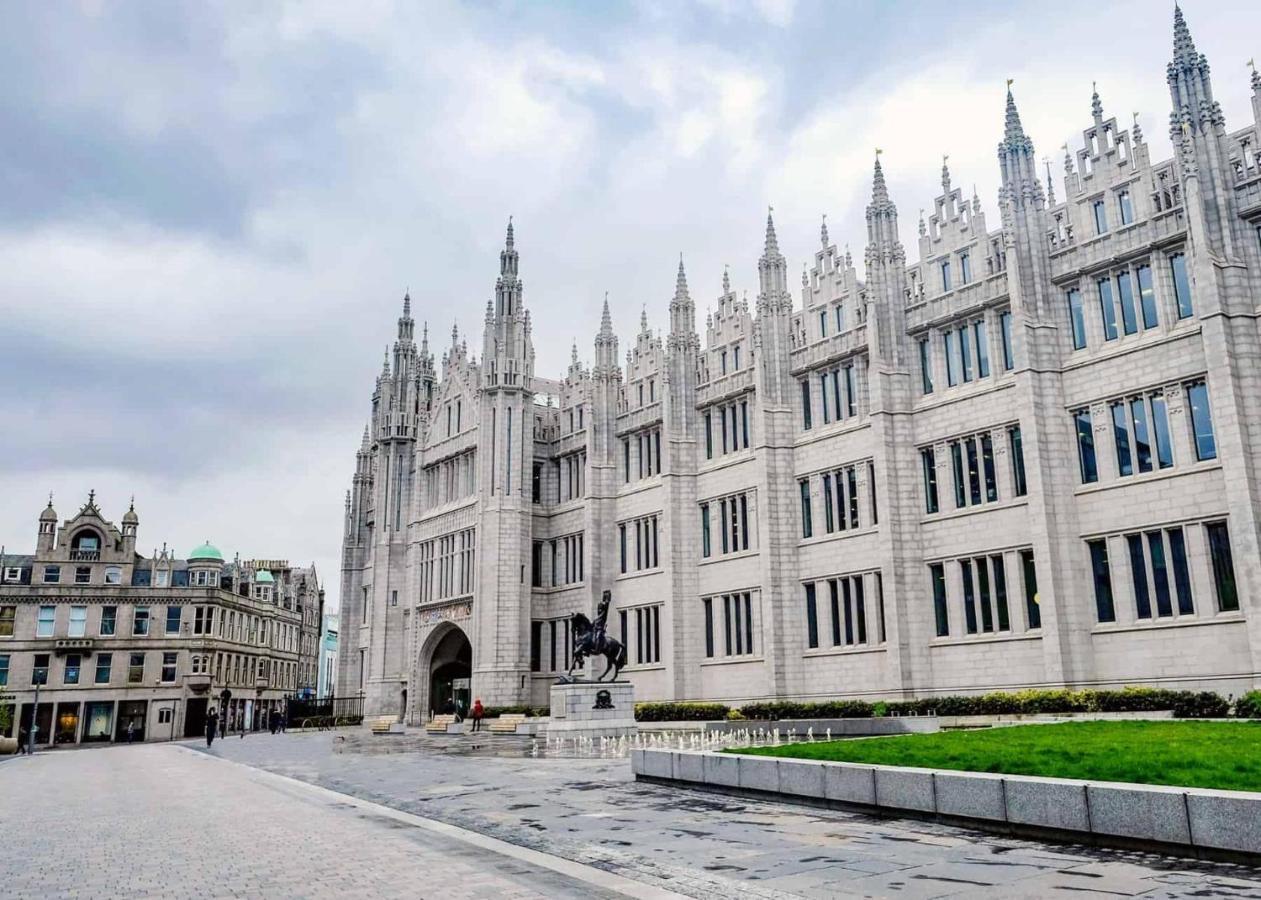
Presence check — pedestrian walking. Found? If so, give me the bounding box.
[206,710,218,747]
[268,711,277,735]
[279,711,287,733]
[126,721,136,744]
[471,698,485,733]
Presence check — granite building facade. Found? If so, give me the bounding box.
[339,9,1261,721]
[0,494,324,745]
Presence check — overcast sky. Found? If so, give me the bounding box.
[2,0,1257,615]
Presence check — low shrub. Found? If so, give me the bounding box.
[737,687,1234,721]
[634,702,731,722]
[1236,691,1261,719]
[482,705,544,718]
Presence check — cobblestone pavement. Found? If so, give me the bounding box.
[0,742,677,899]
[182,730,1261,898]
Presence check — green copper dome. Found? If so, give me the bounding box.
[188,541,224,562]
[254,569,274,583]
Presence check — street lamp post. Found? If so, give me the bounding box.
[27,670,45,755]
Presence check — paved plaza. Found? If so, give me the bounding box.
[5,731,1261,898]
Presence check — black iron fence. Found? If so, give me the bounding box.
[286,695,364,729]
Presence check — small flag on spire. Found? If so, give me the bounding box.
[1006,77,1014,88]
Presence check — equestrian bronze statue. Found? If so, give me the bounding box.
[565,589,627,682]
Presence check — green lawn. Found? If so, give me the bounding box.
[735,721,1261,793]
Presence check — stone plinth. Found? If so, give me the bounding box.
[546,681,637,738]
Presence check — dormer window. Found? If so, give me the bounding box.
[104,566,122,585]
[155,570,169,588]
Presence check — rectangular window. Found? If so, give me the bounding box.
[1118,189,1134,225]
[919,338,933,394]
[799,480,813,539]
[1186,381,1216,461]
[0,654,7,687]
[921,449,938,513]
[165,606,181,635]
[974,320,990,378]
[1167,527,1194,615]
[1151,393,1174,468]
[1111,401,1132,477]
[1205,521,1238,612]
[1098,277,1118,341]
[981,433,997,502]
[819,310,827,338]
[1092,198,1108,234]
[32,653,49,685]
[800,380,812,430]
[1130,397,1152,474]
[1021,549,1041,629]
[0,606,13,637]
[703,598,714,658]
[844,366,856,418]
[819,373,831,425]
[958,326,973,383]
[960,251,972,285]
[42,565,60,584]
[1147,531,1173,618]
[930,563,949,637]
[36,605,55,637]
[1170,253,1193,319]
[1136,264,1158,329]
[1127,533,1152,619]
[133,607,150,636]
[1089,539,1116,623]
[63,653,81,685]
[1000,311,1014,371]
[960,559,978,634]
[941,259,951,292]
[943,330,959,386]
[991,555,1010,631]
[822,474,835,533]
[1075,409,1098,484]
[1116,271,1138,336]
[95,652,112,684]
[100,606,116,636]
[950,441,966,508]
[1009,426,1027,496]
[68,606,87,638]
[700,504,711,559]
[965,438,982,505]
[75,566,90,584]
[161,645,179,680]
[805,583,818,650]
[1067,289,1086,350]
[128,653,145,684]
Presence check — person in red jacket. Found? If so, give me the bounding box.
[470,698,485,733]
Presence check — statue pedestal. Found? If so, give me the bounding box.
[547,681,637,738]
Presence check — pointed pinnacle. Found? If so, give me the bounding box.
[1091,82,1103,122]
[820,213,829,249]
[1172,4,1198,67]
[941,154,951,193]
[872,155,889,203]
[640,304,649,332]
[722,266,731,294]
[599,293,614,336]
[505,215,514,250]
[764,207,780,256]
[675,255,689,300]
[1003,86,1028,146]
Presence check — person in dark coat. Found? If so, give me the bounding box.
[205,710,218,747]
[126,721,136,744]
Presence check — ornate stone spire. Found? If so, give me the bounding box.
[1091,82,1104,124]
[763,207,780,257]
[1172,3,1198,69]
[599,294,614,337]
[941,154,951,193]
[1044,158,1056,205]
[722,266,731,295]
[820,213,829,250]
[871,154,890,204]
[1003,86,1030,149]
[1251,58,1260,92]
[1132,112,1143,145]
[381,346,391,377]
[675,255,688,298]
[639,305,649,334]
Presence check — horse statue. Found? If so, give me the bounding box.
[565,589,627,682]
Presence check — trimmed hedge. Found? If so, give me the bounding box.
[482,705,546,719]
[1237,691,1261,719]
[739,687,1240,721]
[634,702,731,722]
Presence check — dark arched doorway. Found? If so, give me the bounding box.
[429,628,471,718]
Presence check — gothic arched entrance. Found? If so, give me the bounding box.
[423,625,472,720]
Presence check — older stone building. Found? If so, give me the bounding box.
[0,493,324,745]
[340,9,1261,721]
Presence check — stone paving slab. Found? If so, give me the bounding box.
[178,731,1261,898]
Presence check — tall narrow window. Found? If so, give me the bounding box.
[1116,271,1138,335]
[1075,409,1098,484]
[805,583,818,649]
[981,433,997,502]
[919,338,933,394]
[1136,265,1158,329]
[819,373,831,425]
[941,259,952,292]
[799,480,813,538]
[921,448,938,513]
[1092,198,1108,234]
[1147,531,1173,618]
[1127,533,1152,619]
[1098,277,1118,341]
[991,555,1010,631]
[1186,381,1216,461]
[703,598,714,658]
[1170,253,1193,319]
[960,559,978,634]
[704,413,713,460]
[1000,311,1014,371]
[974,320,990,378]
[619,524,628,574]
[1020,549,1041,629]
[1118,189,1134,225]
[1009,425,1027,497]
[1130,397,1152,473]
[950,441,966,508]
[960,251,972,284]
[700,504,710,558]
[822,474,835,533]
[1067,289,1086,350]
[959,326,973,383]
[843,366,856,418]
[1151,393,1173,468]
[930,563,949,637]
[1205,521,1238,612]
[965,437,982,505]
[800,380,812,430]
[1089,539,1116,623]
[944,331,959,386]
[1167,527,1194,615]
[1111,401,1133,477]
